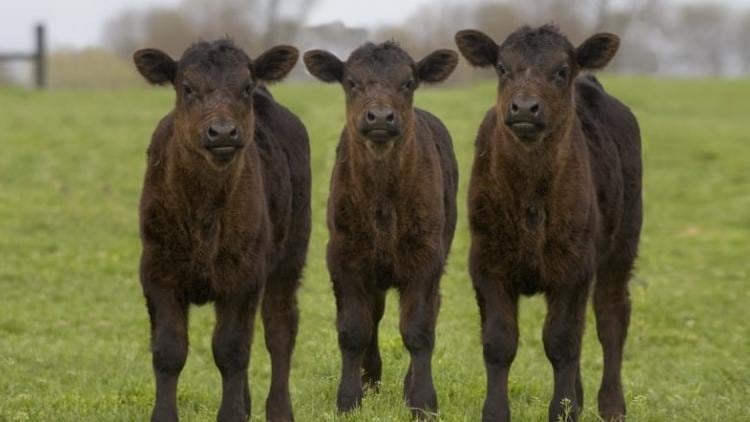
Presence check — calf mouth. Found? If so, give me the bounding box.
[507,121,545,142]
[361,128,400,144]
[206,143,243,162]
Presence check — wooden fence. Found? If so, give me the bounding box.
[0,24,46,89]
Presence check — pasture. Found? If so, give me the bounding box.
[0,77,748,421]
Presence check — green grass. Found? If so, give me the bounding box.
[1,77,749,421]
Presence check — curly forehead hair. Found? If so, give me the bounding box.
[178,39,250,71]
[347,40,414,66]
[501,24,576,57]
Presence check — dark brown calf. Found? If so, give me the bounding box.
[455,25,642,422]
[134,40,310,422]
[303,42,458,417]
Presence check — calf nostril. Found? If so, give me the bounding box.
[366,111,376,123]
[511,102,519,113]
[207,127,218,139]
[229,127,238,138]
[530,103,540,115]
[386,113,395,123]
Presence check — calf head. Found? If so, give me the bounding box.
[455,25,619,145]
[134,40,298,167]
[303,42,457,156]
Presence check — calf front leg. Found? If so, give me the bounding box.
[333,281,373,413]
[262,273,301,422]
[400,275,441,419]
[543,282,590,422]
[145,289,189,422]
[362,289,386,390]
[213,289,260,422]
[474,278,519,422]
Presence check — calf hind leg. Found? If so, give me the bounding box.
[146,290,189,422]
[594,265,632,421]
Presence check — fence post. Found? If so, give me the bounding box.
[35,23,46,89]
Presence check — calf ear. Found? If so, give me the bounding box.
[133,49,177,85]
[417,49,458,84]
[455,30,499,68]
[253,45,299,83]
[576,33,620,70]
[303,50,344,83]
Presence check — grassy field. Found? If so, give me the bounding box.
[1,77,749,421]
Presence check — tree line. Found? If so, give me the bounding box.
[3,0,749,88]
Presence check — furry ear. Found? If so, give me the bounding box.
[416,49,458,84]
[454,30,499,68]
[303,50,344,83]
[133,49,177,85]
[253,45,299,83]
[576,33,620,70]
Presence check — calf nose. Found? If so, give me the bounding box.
[364,107,396,127]
[510,96,541,120]
[206,122,239,144]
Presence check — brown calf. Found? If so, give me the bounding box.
[455,25,642,422]
[303,42,459,417]
[134,40,310,422]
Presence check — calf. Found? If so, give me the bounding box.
[303,42,459,417]
[134,40,310,422]
[455,25,642,422]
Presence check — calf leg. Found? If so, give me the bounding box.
[400,280,440,418]
[475,281,519,422]
[543,284,590,422]
[334,286,373,412]
[576,365,584,412]
[213,290,260,422]
[362,289,386,390]
[146,290,189,422]
[262,273,300,422]
[594,266,632,421]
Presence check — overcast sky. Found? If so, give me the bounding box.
[1,0,748,51]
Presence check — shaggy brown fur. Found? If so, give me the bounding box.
[456,25,642,422]
[134,40,310,422]
[303,42,459,417]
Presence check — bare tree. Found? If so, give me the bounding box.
[473,3,523,42]
[102,0,319,60]
[264,0,319,45]
[142,8,195,58]
[102,9,144,60]
[739,11,750,73]
[595,0,610,31]
[675,3,731,76]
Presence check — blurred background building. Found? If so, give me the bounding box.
[1,0,749,88]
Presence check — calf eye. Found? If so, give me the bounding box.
[555,66,570,80]
[401,80,415,91]
[243,83,254,97]
[182,82,193,96]
[347,79,358,89]
[496,63,507,76]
